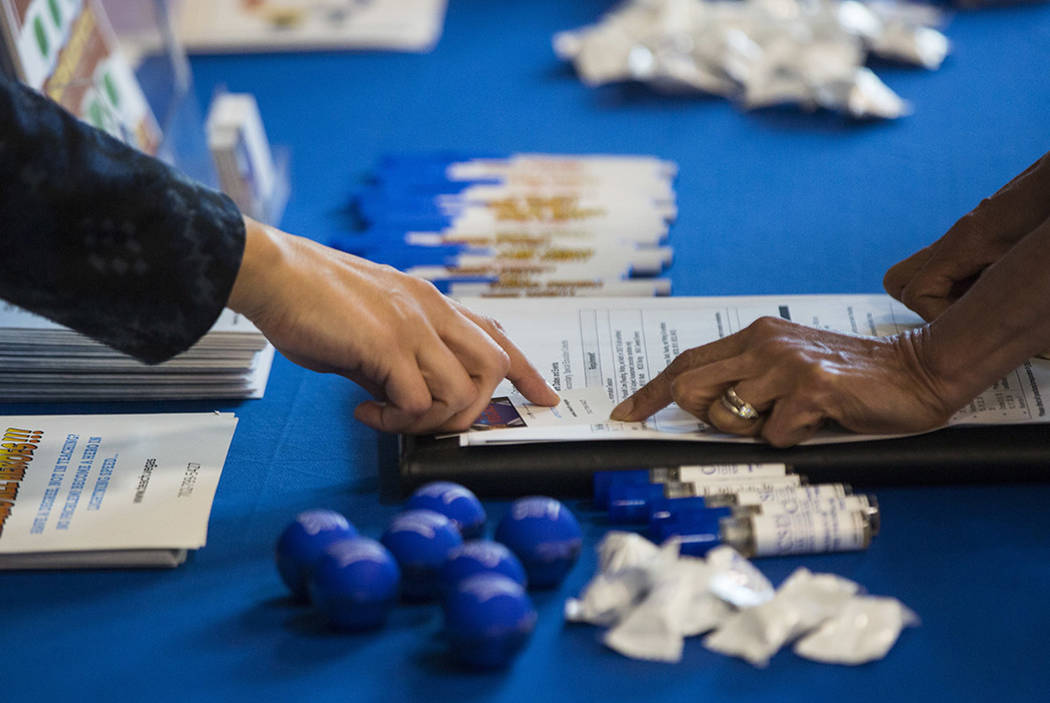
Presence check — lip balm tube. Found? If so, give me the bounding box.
[703,483,852,506]
[653,507,876,558]
[593,464,785,508]
[658,492,880,535]
[607,470,799,524]
[720,510,875,557]
[648,463,791,484]
[663,475,803,499]
[716,493,881,536]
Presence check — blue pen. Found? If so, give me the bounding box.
[648,507,731,556]
[607,482,666,524]
[592,469,650,510]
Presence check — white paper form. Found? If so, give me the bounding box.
[457,295,1050,446]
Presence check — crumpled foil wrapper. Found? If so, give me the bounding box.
[553,0,950,118]
[565,533,775,663]
[565,532,916,665]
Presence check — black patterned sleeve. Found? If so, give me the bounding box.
[0,75,246,364]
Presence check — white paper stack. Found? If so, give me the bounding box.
[0,412,238,568]
[0,303,274,401]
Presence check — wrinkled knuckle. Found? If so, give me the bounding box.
[471,313,503,335]
[414,276,444,300]
[400,397,431,418]
[488,317,507,335]
[897,281,922,311]
[949,211,988,245]
[882,266,905,294]
[473,349,511,383]
[751,333,788,359]
[384,289,419,324]
[449,384,479,411]
[671,348,703,372]
[801,361,835,392]
[393,384,431,417]
[670,377,706,413]
[747,316,786,339]
[491,348,512,377]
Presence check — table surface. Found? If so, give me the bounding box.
[4,1,1050,700]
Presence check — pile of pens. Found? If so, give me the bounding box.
[593,464,881,558]
[333,152,678,297]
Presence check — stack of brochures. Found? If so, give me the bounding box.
[332,152,678,298]
[0,412,237,568]
[0,304,274,401]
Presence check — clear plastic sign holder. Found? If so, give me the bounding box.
[101,0,289,226]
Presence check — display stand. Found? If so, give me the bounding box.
[102,0,289,224]
[101,0,214,188]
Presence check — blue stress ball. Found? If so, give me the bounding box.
[407,481,487,539]
[380,509,463,601]
[439,540,528,595]
[310,537,400,631]
[443,573,537,669]
[275,509,357,601]
[494,497,582,589]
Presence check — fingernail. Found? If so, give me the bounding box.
[610,398,634,421]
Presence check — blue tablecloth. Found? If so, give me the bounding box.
[3,1,1050,700]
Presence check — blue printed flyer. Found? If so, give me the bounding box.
[0,412,237,569]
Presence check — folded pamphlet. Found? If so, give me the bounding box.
[0,412,237,569]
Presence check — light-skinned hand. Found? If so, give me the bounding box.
[227,218,559,433]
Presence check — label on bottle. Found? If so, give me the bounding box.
[684,475,802,497]
[672,463,789,483]
[756,494,867,516]
[751,510,868,556]
[734,483,848,506]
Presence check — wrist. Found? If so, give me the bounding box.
[903,325,980,416]
[228,216,284,319]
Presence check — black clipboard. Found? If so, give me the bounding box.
[392,424,1050,498]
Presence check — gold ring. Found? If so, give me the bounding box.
[721,386,760,421]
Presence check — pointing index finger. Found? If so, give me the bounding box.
[611,335,743,421]
[458,307,560,407]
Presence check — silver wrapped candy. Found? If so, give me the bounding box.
[554,0,950,119]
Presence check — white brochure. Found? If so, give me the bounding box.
[457,295,1050,446]
[0,413,238,568]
